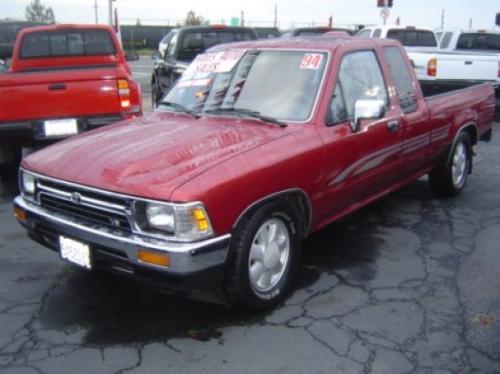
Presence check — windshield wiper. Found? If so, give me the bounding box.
[204,107,288,128]
[157,101,200,118]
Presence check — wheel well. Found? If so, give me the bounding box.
[233,190,312,239]
[462,124,477,145]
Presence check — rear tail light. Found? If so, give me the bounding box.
[117,79,130,108]
[427,58,437,77]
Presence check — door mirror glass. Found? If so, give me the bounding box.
[352,99,385,132]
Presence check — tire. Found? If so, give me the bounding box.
[224,201,301,310]
[429,131,471,197]
[151,81,160,110]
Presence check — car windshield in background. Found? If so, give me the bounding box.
[386,29,437,47]
[456,33,500,52]
[160,49,328,122]
[177,31,255,62]
[20,29,116,58]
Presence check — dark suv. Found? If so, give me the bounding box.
[151,25,258,107]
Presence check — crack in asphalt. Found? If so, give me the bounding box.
[2,133,500,372]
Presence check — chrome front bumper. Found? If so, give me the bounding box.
[14,196,231,279]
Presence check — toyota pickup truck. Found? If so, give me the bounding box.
[0,24,142,172]
[14,36,495,310]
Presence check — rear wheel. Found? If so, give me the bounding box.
[429,131,471,196]
[224,201,301,310]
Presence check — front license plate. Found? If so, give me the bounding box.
[43,118,78,137]
[59,236,92,269]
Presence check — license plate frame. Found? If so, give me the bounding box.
[43,118,78,137]
[59,236,92,270]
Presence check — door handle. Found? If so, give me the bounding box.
[48,83,66,91]
[387,120,400,132]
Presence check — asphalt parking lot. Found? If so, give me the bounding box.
[130,58,154,113]
[0,63,499,371]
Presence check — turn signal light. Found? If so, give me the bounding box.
[192,208,209,231]
[14,207,27,222]
[427,58,437,77]
[117,79,131,108]
[137,250,170,267]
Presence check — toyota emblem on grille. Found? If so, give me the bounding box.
[71,192,82,204]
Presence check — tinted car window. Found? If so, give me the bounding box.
[387,29,437,47]
[356,29,372,37]
[20,29,115,58]
[373,29,382,38]
[383,46,417,113]
[440,32,452,48]
[335,50,388,119]
[456,33,500,51]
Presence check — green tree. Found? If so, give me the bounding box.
[25,0,56,23]
[184,10,203,26]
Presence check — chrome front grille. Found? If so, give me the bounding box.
[36,179,133,233]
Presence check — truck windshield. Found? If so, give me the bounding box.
[159,49,328,122]
[456,33,500,52]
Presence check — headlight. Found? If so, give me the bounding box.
[139,201,213,240]
[146,204,175,233]
[21,171,35,195]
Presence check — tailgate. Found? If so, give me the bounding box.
[0,65,121,122]
[436,54,498,81]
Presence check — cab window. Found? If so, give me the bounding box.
[383,46,417,113]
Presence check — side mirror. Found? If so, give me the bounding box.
[351,99,385,132]
[125,51,140,61]
[151,50,162,60]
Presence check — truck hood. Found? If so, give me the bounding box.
[22,112,289,200]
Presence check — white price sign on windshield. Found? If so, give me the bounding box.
[183,49,246,78]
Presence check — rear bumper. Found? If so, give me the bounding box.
[0,113,124,147]
[14,196,231,292]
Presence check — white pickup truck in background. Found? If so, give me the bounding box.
[357,26,499,115]
[355,25,439,52]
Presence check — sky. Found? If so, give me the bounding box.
[1,0,499,30]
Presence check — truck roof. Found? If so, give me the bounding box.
[16,23,116,37]
[208,34,403,53]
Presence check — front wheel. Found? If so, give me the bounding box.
[224,202,301,310]
[429,131,471,196]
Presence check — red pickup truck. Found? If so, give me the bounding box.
[14,36,495,310]
[0,24,142,172]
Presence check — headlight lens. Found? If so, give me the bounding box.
[142,202,213,240]
[21,171,35,195]
[146,204,175,233]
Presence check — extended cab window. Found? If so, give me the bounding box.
[329,50,388,122]
[20,29,115,58]
[383,47,417,113]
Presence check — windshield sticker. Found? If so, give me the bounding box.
[300,53,324,70]
[176,79,212,88]
[184,49,246,77]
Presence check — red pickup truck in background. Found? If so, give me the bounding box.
[14,36,495,310]
[0,24,142,173]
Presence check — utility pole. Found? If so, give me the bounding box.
[108,0,113,26]
[440,9,445,29]
[241,10,244,26]
[94,0,98,24]
[469,18,472,29]
[274,4,277,28]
